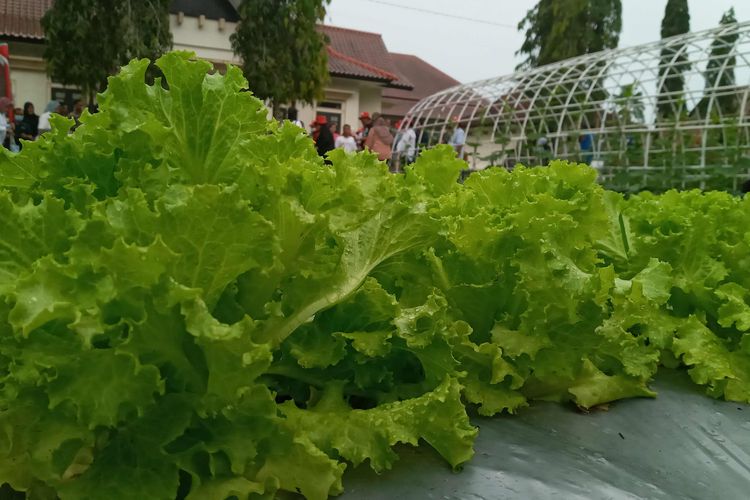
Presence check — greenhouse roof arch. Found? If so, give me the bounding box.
[401,21,750,191]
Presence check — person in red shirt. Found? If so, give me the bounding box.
[313,115,335,159]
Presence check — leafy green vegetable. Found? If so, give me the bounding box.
[1,52,749,499]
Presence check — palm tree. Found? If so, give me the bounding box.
[615,83,645,125]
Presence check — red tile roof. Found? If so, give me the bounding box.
[0,0,51,40]
[327,46,398,82]
[381,53,460,117]
[319,25,411,89]
[384,53,459,100]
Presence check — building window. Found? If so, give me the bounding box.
[318,101,342,110]
[317,111,342,133]
[317,100,344,134]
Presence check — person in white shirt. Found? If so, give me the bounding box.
[448,116,466,158]
[395,120,417,165]
[286,107,304,129]
[37,100,62,136]
[0,97,10,148]
[334,124,357,153]
[0,96,15,147]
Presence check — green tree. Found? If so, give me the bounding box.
[656,0,691,119]
[697,8,740,117]
[616,83,645,125]
[516,0,622,69]
[231,0,331,108]
[515,0,621,147]
[42,0,172,103]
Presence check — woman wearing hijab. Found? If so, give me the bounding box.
[38,100,61,136]
[364,117,394,163]
[16,102,39,148]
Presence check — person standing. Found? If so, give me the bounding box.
[38,100,61,136]
[364,116,394,163]
[579,132,594,164]
[15,101,39,149]
[70,99,85,131]
[536,136,551,166]
[448,117,466,158]
[313,115,335,159]
[335,124,358,153]
[0,97,12,150]
[356,111,373,150]
[330,122,339,142]
[287,107,304,128]
[395,120,417,166]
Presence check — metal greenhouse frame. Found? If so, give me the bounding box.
[400,22,750,191]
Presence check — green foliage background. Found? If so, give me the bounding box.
[231,0,331,107]
[42,0,173,101]
[516,0,622,69]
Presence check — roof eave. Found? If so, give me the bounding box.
[382,94,420,102]
[385,81,414,91]
[329,71,392,85]
[0,33,45,42]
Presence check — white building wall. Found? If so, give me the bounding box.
[295,78,383,132]
[339,90,360,130]
[3,16,387,127]
[5,42,48,111]
[359,86,382,117]
[170,14,239,65]
[8,66,49,112]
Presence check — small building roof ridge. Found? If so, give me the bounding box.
[327,46,399,81]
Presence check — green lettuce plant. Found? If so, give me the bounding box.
[0,52,748,499]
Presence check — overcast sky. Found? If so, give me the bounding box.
[324,0,750,83]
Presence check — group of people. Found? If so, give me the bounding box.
[3,96,465,172]
[0,97,87,151]
[287,108,421,170]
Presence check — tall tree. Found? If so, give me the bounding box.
[516,0,621,139]
[231,0,331,108]
[42,0,172,103]
[656,0,691,119]
[700,8,740,117]
[516,0,622,69]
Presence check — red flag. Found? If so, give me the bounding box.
[0,43,14,122]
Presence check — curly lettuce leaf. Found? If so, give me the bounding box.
[280,377,476,473]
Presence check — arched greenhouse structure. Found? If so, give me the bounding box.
[401,22,750,192]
